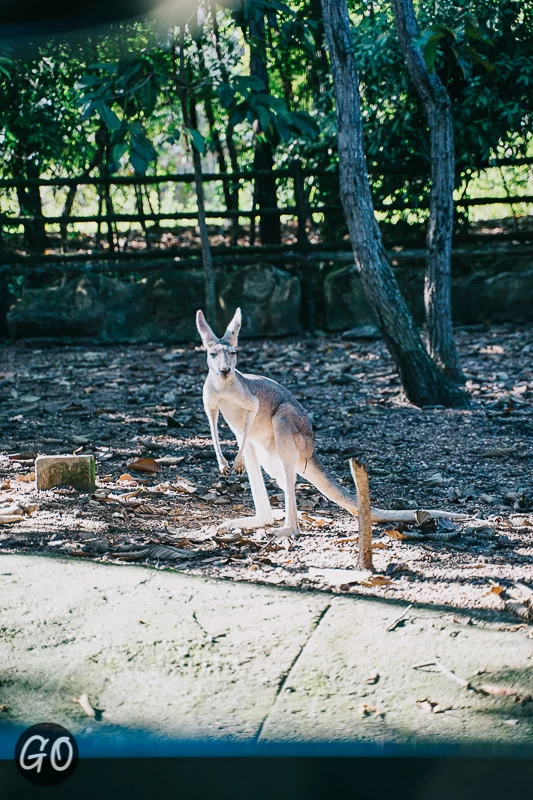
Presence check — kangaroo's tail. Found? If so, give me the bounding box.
[300,455,466,523]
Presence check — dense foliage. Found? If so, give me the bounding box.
[0,0,532,232]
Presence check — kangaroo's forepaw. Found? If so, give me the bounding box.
[233,456,245,475]
[218,458,230,476]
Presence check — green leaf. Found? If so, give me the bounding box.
[217,82,234,109]
[233,75,265,94]
[188,128,205,154]
[422,37,441,73]
[112,141,128,164]
[275,115,292,141]
[95,101,121,131]
[129,150,149,175]
[131,130,156,162]
[89,62,118,73]
[76,75,101,89]
[291,112,318,139]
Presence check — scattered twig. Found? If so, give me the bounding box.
[387,603,413,632]
[434,658,473,690]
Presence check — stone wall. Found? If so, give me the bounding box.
[4,258,533,342]
[6,263,302,342]
[324,264,533,331]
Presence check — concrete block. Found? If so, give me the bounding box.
[35,455,96,492]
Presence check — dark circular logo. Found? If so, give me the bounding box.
[15,723,78,786]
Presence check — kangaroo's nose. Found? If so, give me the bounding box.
[220,367,230,377]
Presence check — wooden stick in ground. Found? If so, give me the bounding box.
[350,459,373,570]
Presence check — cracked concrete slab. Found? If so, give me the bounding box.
[0,554,326,743]
[259,597,533,745]
[0,554,532,752]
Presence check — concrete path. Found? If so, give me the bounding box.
[1,554,532,754]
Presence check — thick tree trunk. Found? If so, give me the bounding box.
[391,0,463,382]
[320,0,468,409]
[249,12,281,246]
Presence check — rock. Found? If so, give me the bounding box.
[72,436,91,446]
[8,265,302,342]
[425,472,444,486]
[36,455,96,491]
[324,264,533,332]
[324,267,377,332]
[8,275,127,339]
[341,324,381,340]
[479,494,498,504]
[219,263,302,337]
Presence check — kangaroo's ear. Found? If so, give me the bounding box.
[196,310,218,347]
[224,307,241,347]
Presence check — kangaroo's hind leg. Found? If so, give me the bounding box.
[271,403,313,537]
[219,442,274,530]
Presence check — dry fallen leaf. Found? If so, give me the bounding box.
[478,684,517,697]
[365,670,380,685]
[360,575,394,588]
[384,528,425,541]
[16,472,35,483]
[118,473,137,483]
[372,541,391,549]
[127,457,161,474]
[481,447,515,458]
[359,703,384,719]
[484,584,504,597]
[301,513,332,528]
[172,477,197,494]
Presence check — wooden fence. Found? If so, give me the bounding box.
[1,157,533,277]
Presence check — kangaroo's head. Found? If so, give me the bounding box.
[196,308,241,381]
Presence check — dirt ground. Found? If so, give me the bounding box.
[0,324,532,622]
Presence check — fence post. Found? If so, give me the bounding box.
[293,161,315,332]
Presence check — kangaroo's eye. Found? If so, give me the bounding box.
[209,352,217,358]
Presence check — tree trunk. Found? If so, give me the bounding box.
[176,30,216,325]
[60,144,104,241]
[391,0,463,382]
[320,0,468,409]
[15,157,46,255]
[211,1,241,244]
[189,103,217,325]
[249,12,281,246]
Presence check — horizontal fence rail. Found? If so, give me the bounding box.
[1,157,532,276]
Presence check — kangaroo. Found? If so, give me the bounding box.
[197,307,465,536]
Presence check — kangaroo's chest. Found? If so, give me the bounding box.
[217,398,273,448]
[218,398,247,436]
